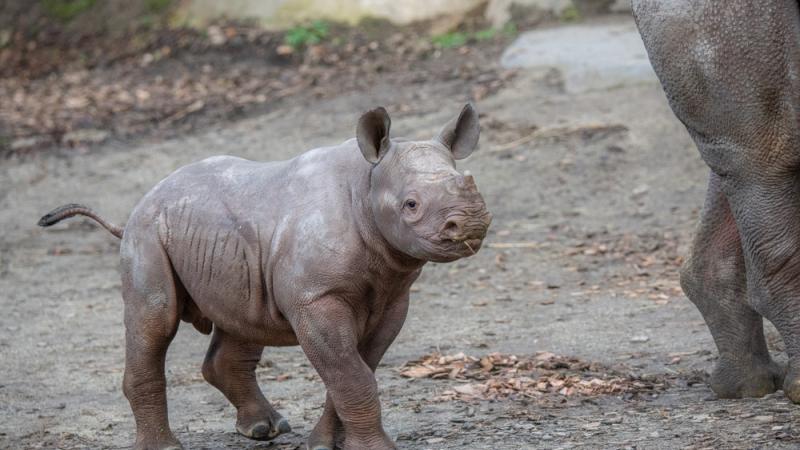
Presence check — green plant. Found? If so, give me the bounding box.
[0,29,11,49]
[432,24,518,48]
[0,134,10,155]
[431,31,468,48]
[560,4,581,22]
[473,28,497,41]
[285,20,330,49]
[502,22,518,37]
[138,13,157,29]
[145,0,171,13]
[41,0,97,22]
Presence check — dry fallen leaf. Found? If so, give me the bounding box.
[399,351,668,403]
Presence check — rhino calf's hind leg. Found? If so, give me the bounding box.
[120,234,184,450]
[202,328,290,440]
[681,172,784,398]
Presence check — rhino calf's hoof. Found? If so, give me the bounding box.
[133,439,184,450]
[237,416,291,441]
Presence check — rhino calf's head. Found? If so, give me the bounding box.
[357,104,492,263]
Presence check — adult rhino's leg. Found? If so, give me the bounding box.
[681,172,783,398]
[725,174,800,403]
[634,0,800,401]
[201,328,290,440]
[120,231,183,450]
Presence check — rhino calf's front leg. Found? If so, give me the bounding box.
[293,296,396,450]
[308,293,410,450]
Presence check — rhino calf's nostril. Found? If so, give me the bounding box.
[443,220,461,237]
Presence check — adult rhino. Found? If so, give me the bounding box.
[633,0,800,401]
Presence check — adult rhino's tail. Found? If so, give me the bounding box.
[37,203,124,239]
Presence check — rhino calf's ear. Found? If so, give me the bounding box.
[436,103,480,160]
[357,107,392,164]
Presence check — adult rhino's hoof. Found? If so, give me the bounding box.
[783,368,800,403]
[237,417,291,441]
[710,357,785,399]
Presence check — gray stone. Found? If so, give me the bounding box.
[500,20,657,93]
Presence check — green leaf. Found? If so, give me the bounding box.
[41,0,97,23]
[432,32,468,48]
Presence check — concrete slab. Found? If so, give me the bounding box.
[501,19,658,93]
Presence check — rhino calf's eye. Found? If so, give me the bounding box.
[404,199,417,210]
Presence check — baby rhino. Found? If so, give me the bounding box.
[39,104,492,450]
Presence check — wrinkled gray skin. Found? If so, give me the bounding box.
[39,104,491,450]
[633,0,800,401]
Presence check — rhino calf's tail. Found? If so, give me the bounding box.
[38,203,124,239]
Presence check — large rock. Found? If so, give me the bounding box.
[179,0,629,29]
[487,0,631,27]
[180,0,485,28]
[500,20,657,93]
[486,0,571,28]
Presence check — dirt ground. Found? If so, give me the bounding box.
[3,14,800,450]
